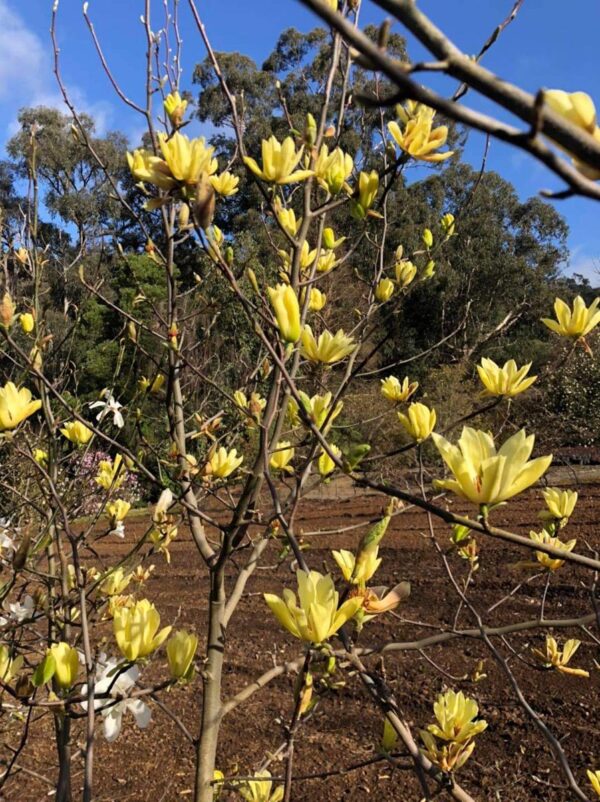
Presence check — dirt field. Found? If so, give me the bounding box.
[4,479,600,802]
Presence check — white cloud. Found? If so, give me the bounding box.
[0,0,46,101]
[568,246,600,284]
[0,0,114,139]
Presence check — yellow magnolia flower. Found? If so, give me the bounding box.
[269,441,295,473]
[543,90,600,178]
[126,148,177,190]
[95,454,126,491]
[243,136,313,184]
[279,241,318,274]
[150,523,178,564]
[0,645,23,683]
[542,296,600,339]
[166,630,198,680]
[380,375,418,403]
[301,326,356,364]
[268,284,301,343]
[275,203,302,237]
[164,91,188,127]
[316,249,337,273]
[314,145,353,195]
[34,448,48,466]
[530,529,577,571]
[441,212,456,237]
[587,769,600,798]
[388,101,454,163]
[0,382,41,431]
[545,90,596,134]
[352,170,379,219]
[264,570,363,644]
[322,227,345,250]
[113,599,171,661]
[308,287,327,311]
[0,382,42,432]
[210,171,239,196]
[352,582,410,619]
[532,635,589,677]
[398,402,436,442]
[60,420,93,445]
[15,247,29,266]
[239,771,284,802]
[158,132,218,184]
[317,444,341,477]
[297,391,343,431]
[99,567,132,596]
[207,446,243,479]
[477,357,537,398]
[19,312,34,334]
[375,278,395,302]
[106,499,131,525]
[395,259,417,288]
[540,487,578,528]
[48,642,79,689]
[332,548,381,585]
[432,427,552,506]
[428,690,487,744]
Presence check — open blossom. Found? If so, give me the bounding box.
[113,599,171,661]
[420,690,487,773]
[432,427,552,506]
[398,402,436,442]
[210,171,239,196]
[239,770,284,802]
[264,570,362,645]
[0,382,41,431]
[244,136,313,184]
[541,296,600,339]
[269,441,295,473]
[477,358,537,398]
[90,393,125,429]
[530,530,577,571]
[314,145,353,195]
[388,101,454,163]
[60,420,93,445]
[82,656,151,742]
[540,487,578,525]
[95,454,126,491]
[532,636,589,677]
[395,259,417,288]
[380,375,418,403]
[332,548,381,585]
[207,447,243,479]
[301,326,356,364]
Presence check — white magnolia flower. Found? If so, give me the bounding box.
[0,595,35,627]
[109,521,125,539]
[90,393,125,429]
[0,519,15,555]
[81,655,151,742]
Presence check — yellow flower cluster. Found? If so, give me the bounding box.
[420,690,487,773]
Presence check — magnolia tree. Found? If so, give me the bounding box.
[1,1,600,801]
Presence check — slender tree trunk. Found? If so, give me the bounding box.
[55,716,72,802]
[194,567,226,802]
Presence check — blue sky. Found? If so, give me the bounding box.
[1,0,599,281]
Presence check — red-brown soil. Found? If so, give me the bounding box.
[4,481,600,802]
